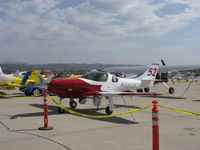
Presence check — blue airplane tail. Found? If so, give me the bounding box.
[20,70,45,86]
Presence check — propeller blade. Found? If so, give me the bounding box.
[161,59,166,66]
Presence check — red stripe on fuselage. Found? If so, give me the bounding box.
[47,78,101,98]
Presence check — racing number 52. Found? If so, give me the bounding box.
[147,68,157,76]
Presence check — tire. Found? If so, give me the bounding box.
[169,87,174,94]
[58,107,65,114]
[144,88,150,93]
[70,101,77,109]
[31,88,41,96]
[105,106,113,115]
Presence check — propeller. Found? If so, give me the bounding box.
[161,59,166,66]
[36,75,54,90]
[161,59,175,85]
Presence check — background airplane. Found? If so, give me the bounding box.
[0,67,45,94]
[103,60,200,94]
[47,63,161,114]
[19,71,82,96]
[0,66,24,87]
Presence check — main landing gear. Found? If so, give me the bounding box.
[105,106,113,115]
[168,87,175,94]
[162,82,175,94]
[105,96,113,115]
[57,98,77,114]
[57,97,114,115]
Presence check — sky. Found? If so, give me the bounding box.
[0,0,200,65]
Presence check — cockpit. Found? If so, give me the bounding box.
[81,71,108,82]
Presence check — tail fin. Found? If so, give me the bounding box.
[13,70,20,77]
[29,70,45,85]
[0,66,3,74]
[136,63,159,80]
[135,63,159,88]
[21,71,31,86]
[21,70,45,86]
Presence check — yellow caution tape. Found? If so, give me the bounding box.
[158,105,200,117]
[169,80,200,83]
[0,94,42,99]
[47,95,153,118]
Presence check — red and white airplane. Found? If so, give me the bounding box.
[47,63,160,114]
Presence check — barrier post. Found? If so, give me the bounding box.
[39,90,53,130]
[152,100,159,150]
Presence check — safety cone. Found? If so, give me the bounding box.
[39,90,53,130]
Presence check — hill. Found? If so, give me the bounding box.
[0,62,140,74]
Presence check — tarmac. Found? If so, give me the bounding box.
[0,81,200,150]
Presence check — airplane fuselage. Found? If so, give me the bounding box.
[47,73,154,98]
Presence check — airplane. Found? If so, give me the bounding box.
[47,63,161,114]
[103,60,200,94]
[9,70,27,78]
[0,66,24,87]
[19,71,82,96]
[0,67,44,90]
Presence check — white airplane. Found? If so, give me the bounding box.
[8,70,27,78]
[0,66,23,87]
[104,60,200,94]
[47,63,160,114]
[0,66,41,88]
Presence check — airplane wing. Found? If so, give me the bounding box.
[82,91,161,96]
[0,82,22,87]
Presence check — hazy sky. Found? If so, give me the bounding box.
[0,0,200,65]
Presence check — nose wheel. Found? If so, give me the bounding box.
[70,100,77,109]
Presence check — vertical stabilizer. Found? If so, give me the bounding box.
[21,70,45,86]
[13,70,20,77]
[0,66,3,74]
[29,70,45,85]
[135,63,159,88]
[136,63,159,80]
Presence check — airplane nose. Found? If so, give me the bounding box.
[47,79,60,93]
[47,78,80,95]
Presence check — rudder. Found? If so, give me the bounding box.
[136,63,159,80]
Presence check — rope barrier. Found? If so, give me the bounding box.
[158,105,200,117]
[0,94,42,99]
[1,92,200,119]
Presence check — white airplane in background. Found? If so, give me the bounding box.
[0,66,23,87]
[0,66,40,88]
[104,60,200,94]
[8,70,27,78]
[47,63,161,114]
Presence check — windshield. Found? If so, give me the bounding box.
[82,72,108,82]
